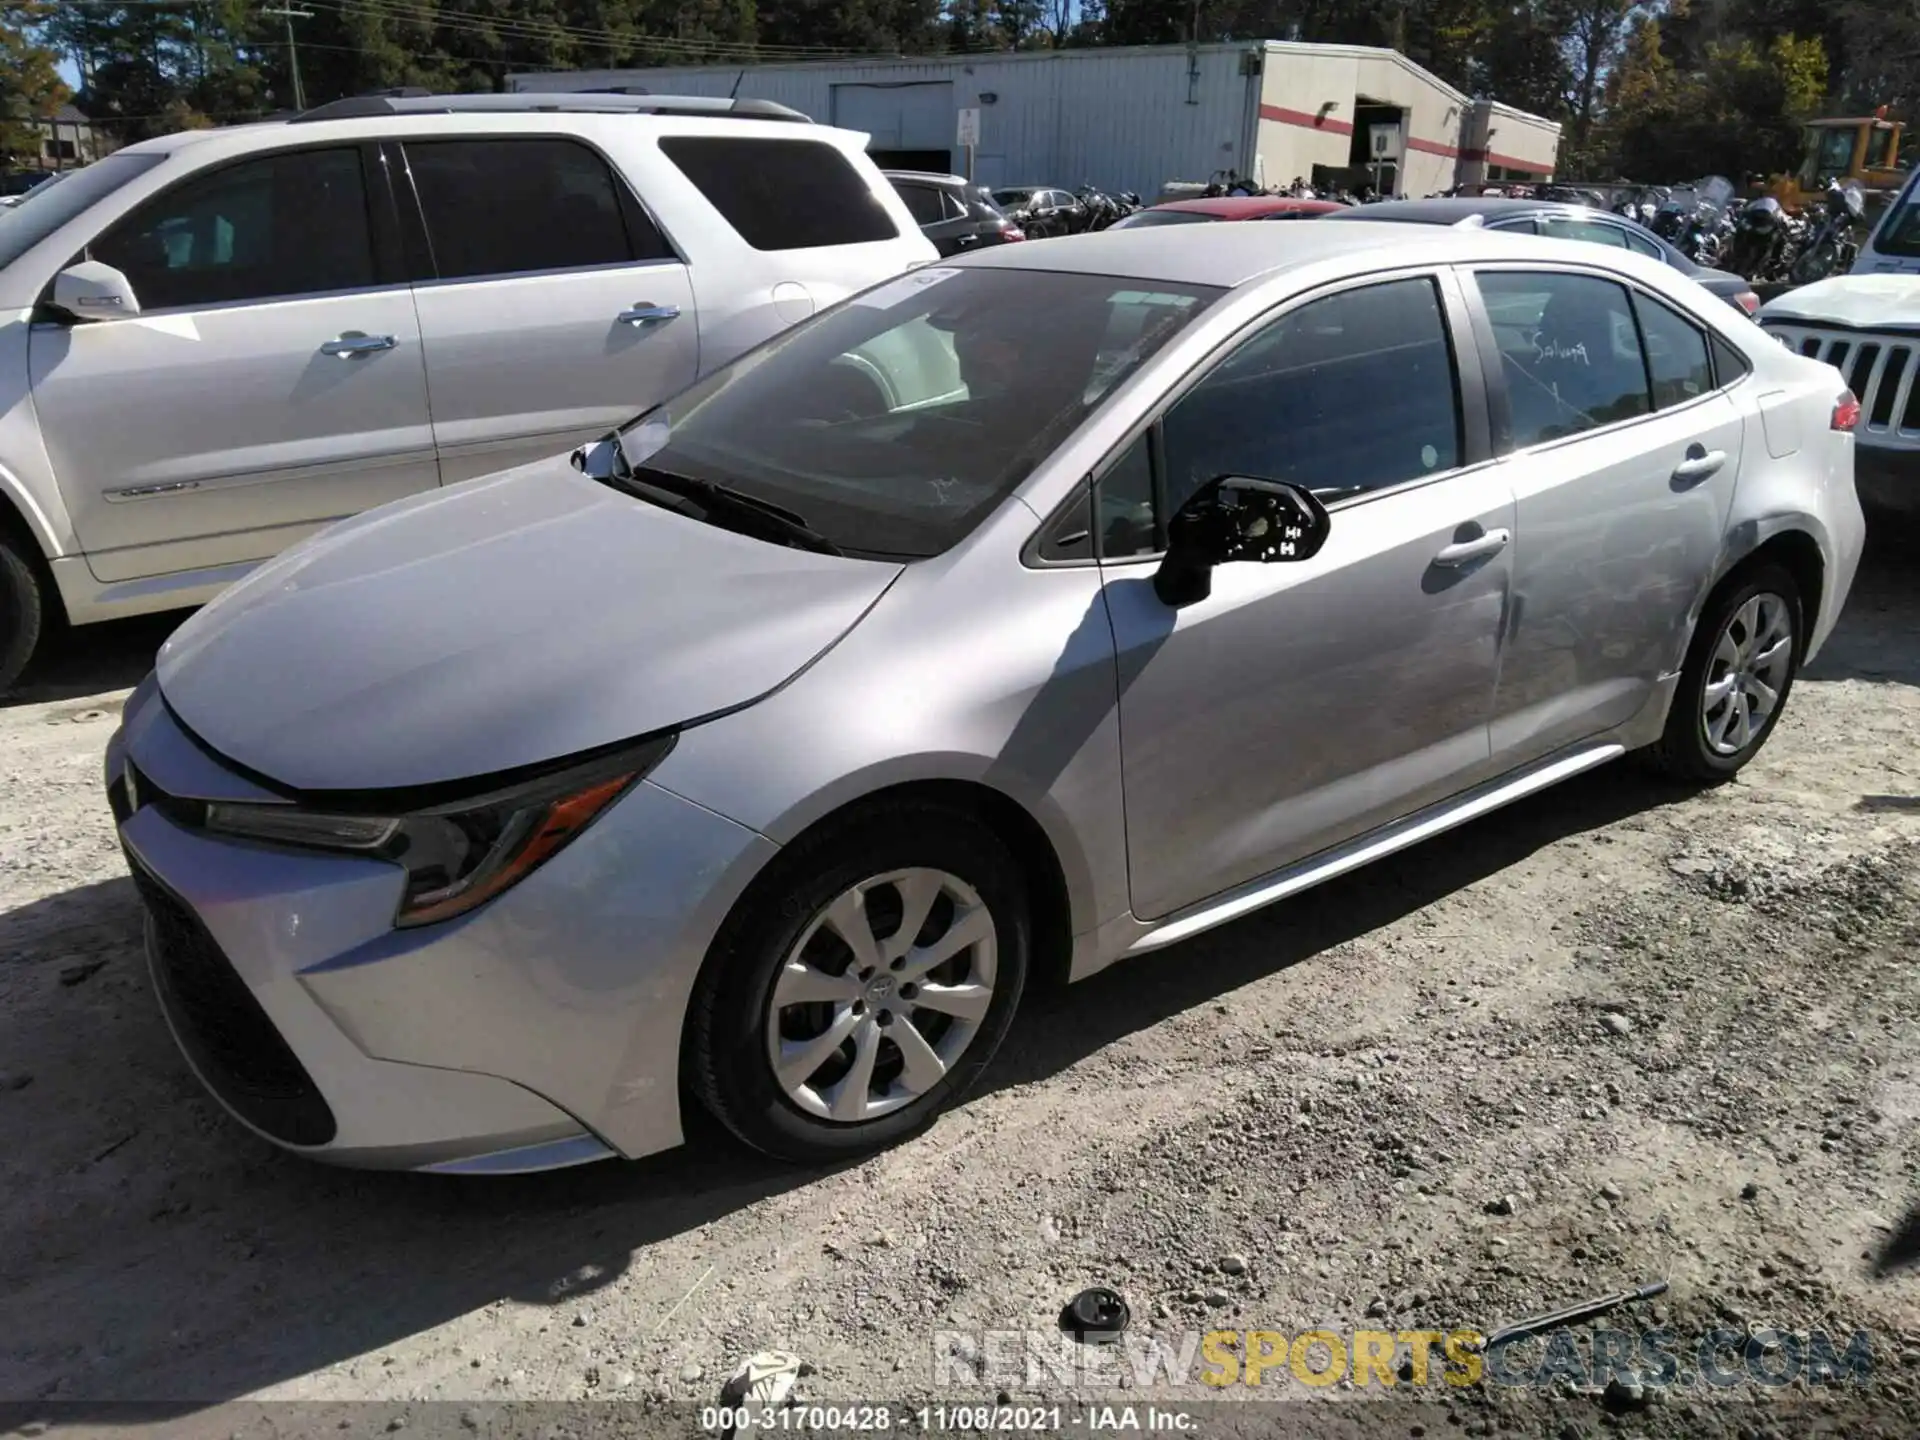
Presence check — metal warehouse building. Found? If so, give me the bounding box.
[510,41,1562,201]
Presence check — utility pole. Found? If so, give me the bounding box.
[260,5,314,111]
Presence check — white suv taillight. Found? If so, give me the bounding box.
[1833,391,1861,431]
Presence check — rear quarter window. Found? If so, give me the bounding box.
[660,136,899,251]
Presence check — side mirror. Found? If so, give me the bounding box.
[1153,475,1331,608]
[52,261,142,322]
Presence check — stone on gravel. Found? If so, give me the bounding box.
[681,1364,704,1383]
[1599,1182,1624,1203]
[1219,1253,1248,1275]
[1486,1195,1517,1216]
[1600,1013,1634,1036]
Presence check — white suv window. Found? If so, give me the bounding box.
[660,136,899,251]
[404,137,668,279]
[91,148,374,310]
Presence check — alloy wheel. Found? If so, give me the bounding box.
[766,868,998,1124]
[1701,591,1794,757]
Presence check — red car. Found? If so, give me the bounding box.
[1109,195,1348,229]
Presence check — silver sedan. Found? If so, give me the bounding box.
[107,222,1864,1172]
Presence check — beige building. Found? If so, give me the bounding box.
[515,40,1561,200]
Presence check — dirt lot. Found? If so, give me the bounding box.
[5,527,1920,1439]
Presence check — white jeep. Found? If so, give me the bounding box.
[1758,164,1920,517]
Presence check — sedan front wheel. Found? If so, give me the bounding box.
[686,801,1030,1163]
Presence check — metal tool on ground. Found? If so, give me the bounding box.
[1483,1280,1670,1350]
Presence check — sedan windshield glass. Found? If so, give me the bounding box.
[1113,209,1220,228]
[0,153,164,271]
[624,267,1223,559]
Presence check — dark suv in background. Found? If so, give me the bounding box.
[884,171,1026,256]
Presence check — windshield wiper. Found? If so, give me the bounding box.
[628,465,843,556]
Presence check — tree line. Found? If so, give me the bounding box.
[0,0,1915,182]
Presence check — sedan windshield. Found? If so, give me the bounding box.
[1112,209,1220,229]
[622,267,1223,559]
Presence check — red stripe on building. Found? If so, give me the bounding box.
[1259,103,1354,137]
[1260,104,1553,174]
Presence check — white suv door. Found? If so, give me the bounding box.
[28,144,438,584]
[394,136,699,484]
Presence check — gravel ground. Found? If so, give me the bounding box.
[5,527,1920,1439]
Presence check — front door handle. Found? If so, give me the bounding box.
[1433,527,1512,567]
[320,332,396,357]
[1672,444,1727,485]
[955,233,979,247]
[617,303,681,327]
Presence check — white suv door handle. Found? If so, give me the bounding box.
[320,332,396,357]
[1433,528,1511,567]
[618,304,681,326]
[1672,446,1727,484]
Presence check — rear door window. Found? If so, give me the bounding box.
[91,147,373,310]
[660,136,899,250]
[1476,271,1652,446]
[1630,292,1713,409]
[404,137,668,280]
[893,182,944,227]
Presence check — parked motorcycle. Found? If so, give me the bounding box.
[1789,178,1868,286]
[1728,194,1796,282]
[1075,184,1132,231]
[1670,176,1736,268]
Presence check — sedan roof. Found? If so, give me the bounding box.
[1330,196,1580,224]
[961,217,1549,289]
[1151,195,1347,219]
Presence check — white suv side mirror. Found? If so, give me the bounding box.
[52,261,142,322]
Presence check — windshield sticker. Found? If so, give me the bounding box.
[852,267,963,309]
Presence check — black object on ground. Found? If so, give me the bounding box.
[1059,1287,1130,1345]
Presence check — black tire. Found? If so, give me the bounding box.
[0,530,49,696]
[1640,561,1803,784]
[685,800,1030,1165]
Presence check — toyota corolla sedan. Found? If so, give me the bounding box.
[108,223,1863,1174]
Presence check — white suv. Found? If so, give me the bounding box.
[0,92,936,690]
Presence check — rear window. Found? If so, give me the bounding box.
[0,152,163,271]
[660,136,898,251]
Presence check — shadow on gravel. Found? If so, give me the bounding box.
[1,609,189,709]
[985,760,1695,1094]
[0,880,825,1410]
[1804,508,1920,688]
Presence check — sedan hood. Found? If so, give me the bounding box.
[1761,273,1920,327]
[157,456,904,792]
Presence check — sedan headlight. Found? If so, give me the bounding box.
[201,736,673,927]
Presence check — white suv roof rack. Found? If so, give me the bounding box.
[287,91,813,125]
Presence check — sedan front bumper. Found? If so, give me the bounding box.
[107,691,778,1171]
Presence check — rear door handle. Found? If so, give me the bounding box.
[1433,528,1511,567]
[618,303,681,326]
[955,233,979,247]
[320,332,396,357]
[1672,445,1727,484]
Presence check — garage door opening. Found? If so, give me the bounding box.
[1350,100,1405,197]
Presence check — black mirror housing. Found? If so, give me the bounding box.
[1153,475,1332,608]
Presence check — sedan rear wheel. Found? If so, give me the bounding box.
[0,531,49,696]
[1642,561,1803,783]
[687,801,1029,1164]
